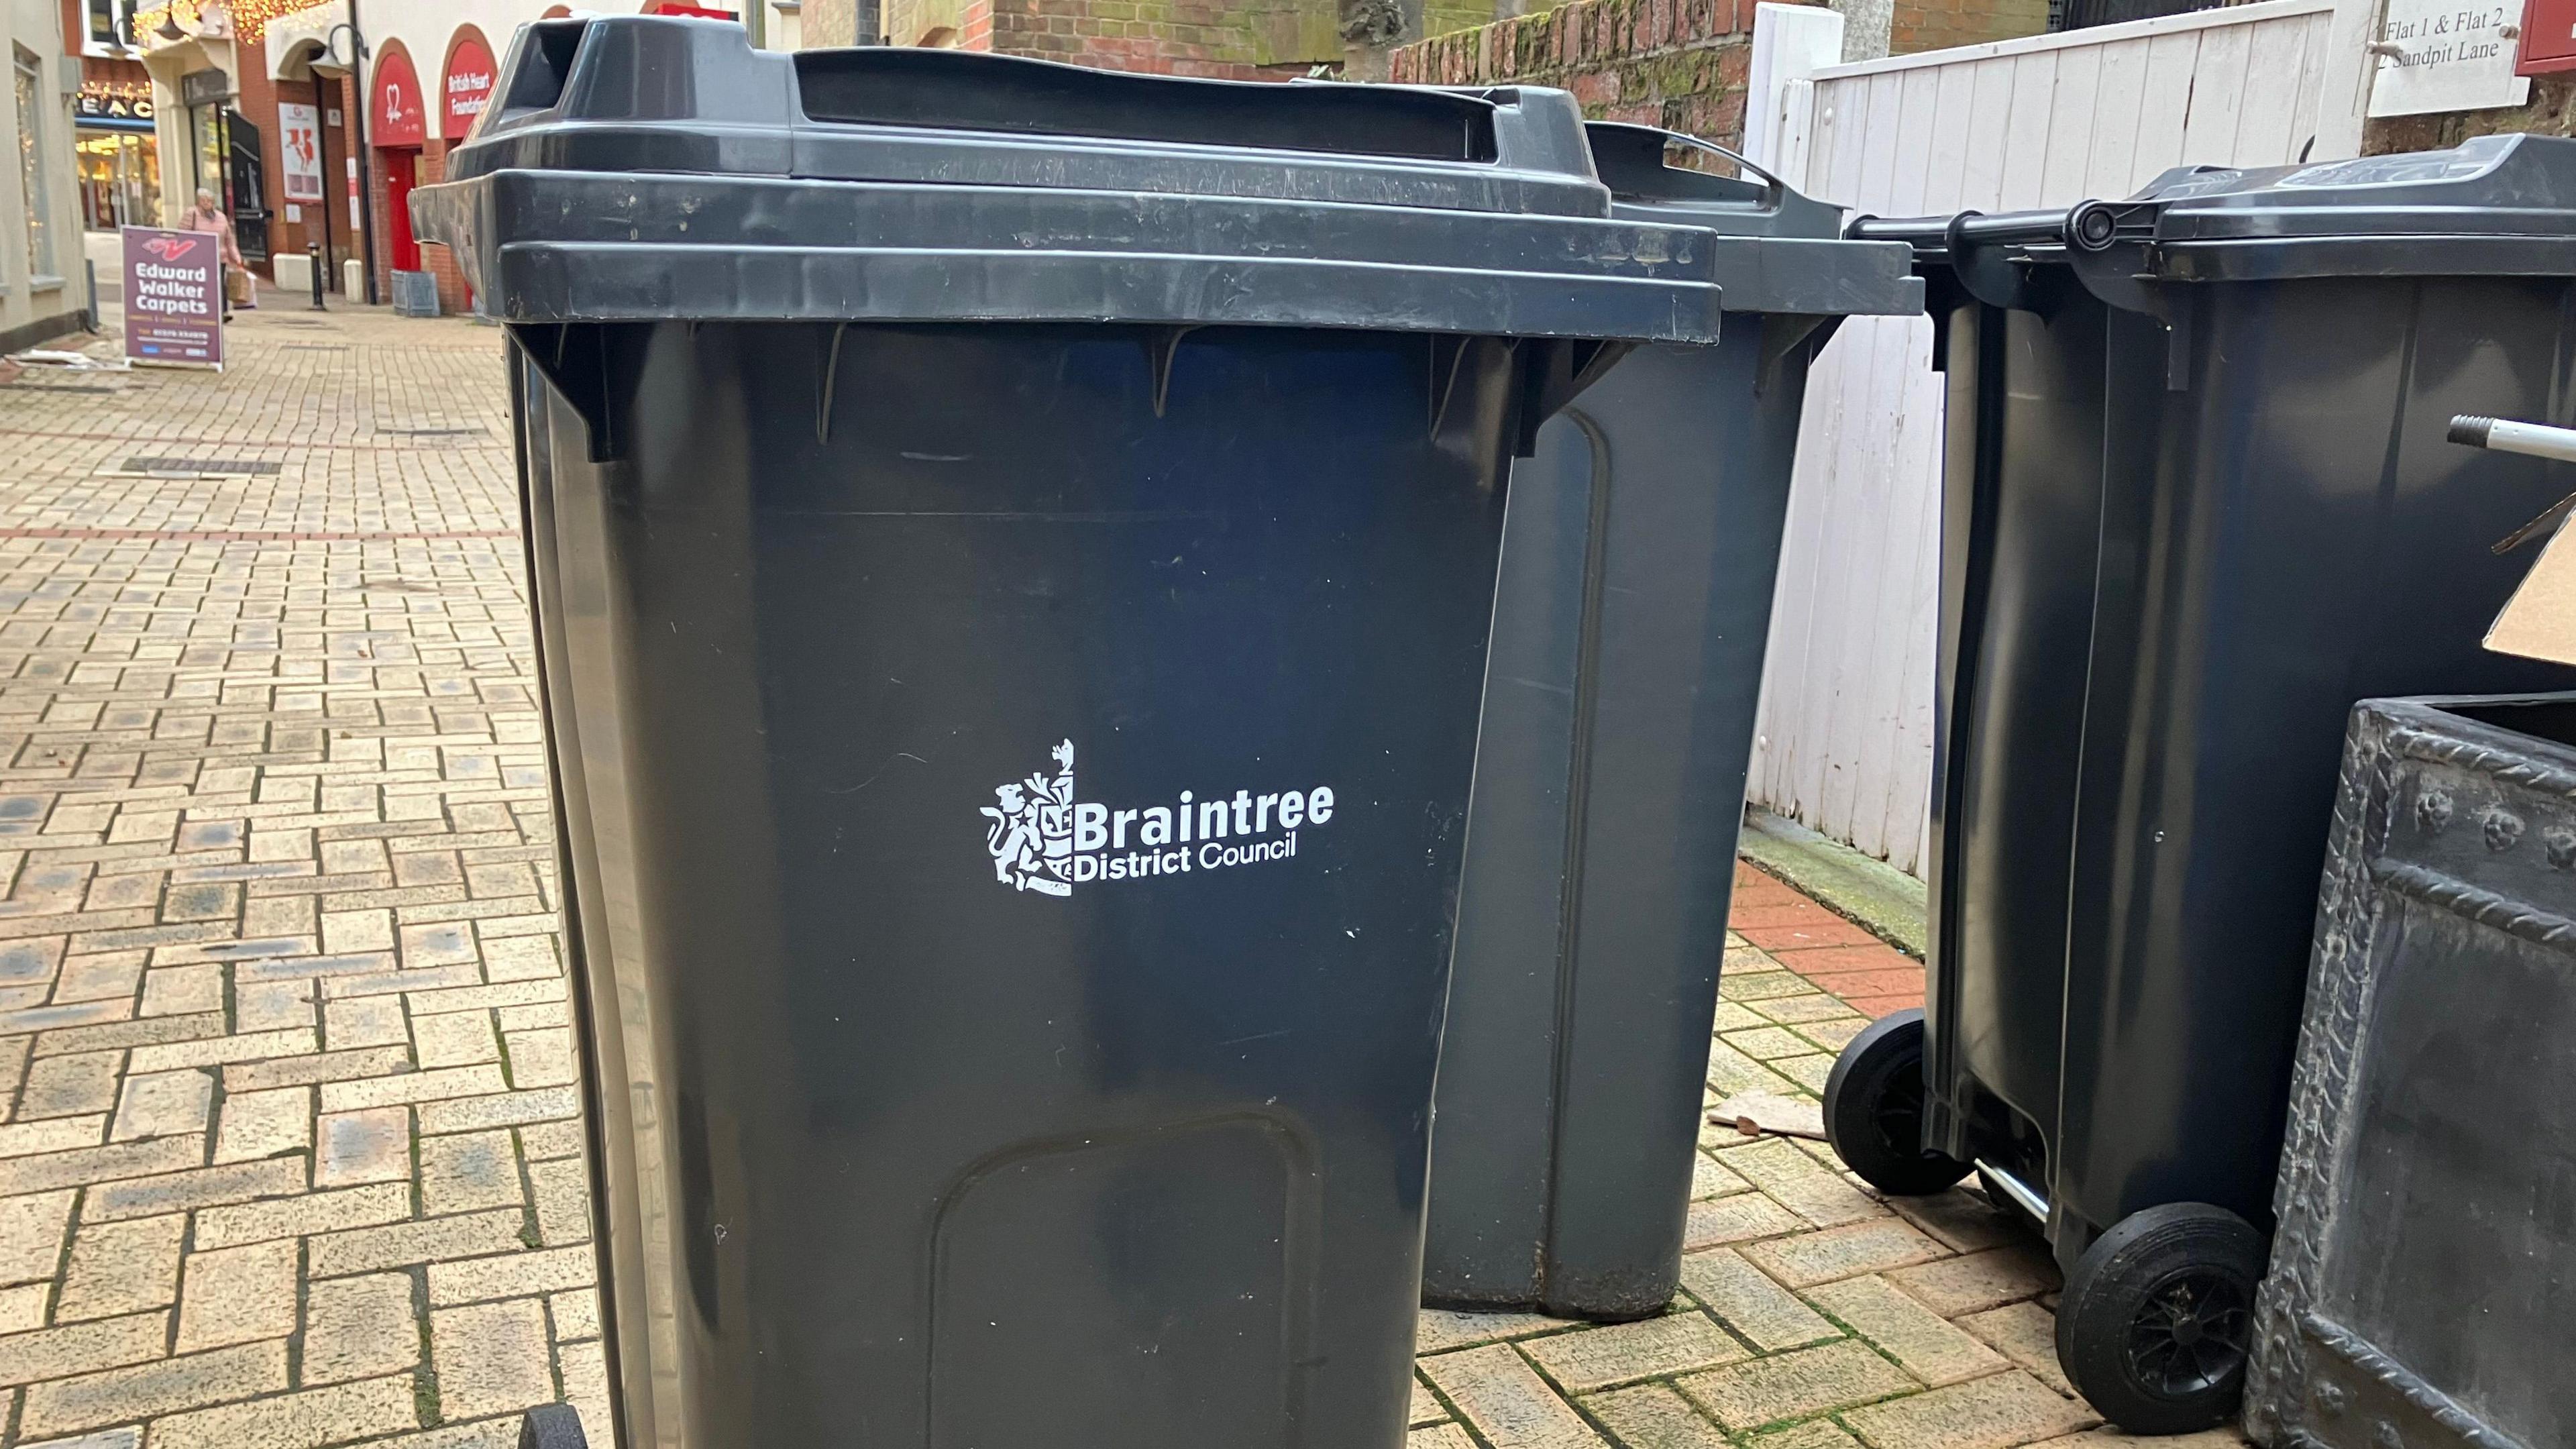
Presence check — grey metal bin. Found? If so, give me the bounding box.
[2249,693,2576,1449]
[1823,135,2576,1432]
[1423,123,1922,1320]
[410,19,1821,1449]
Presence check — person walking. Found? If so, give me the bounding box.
[176,189,246,321]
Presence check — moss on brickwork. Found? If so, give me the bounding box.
[1389,0,1798,145]
[2366,73,2576,154]
[978,0,1338,71]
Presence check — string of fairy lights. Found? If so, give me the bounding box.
[130,0,337,47]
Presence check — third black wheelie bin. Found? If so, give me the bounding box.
[417,17,1746,1449]
[1425,122,1919,1321]
[1821,135,2576,1434]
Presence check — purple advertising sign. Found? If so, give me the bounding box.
[121,225,223,368]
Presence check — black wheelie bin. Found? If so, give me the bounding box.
[1819,136,2576,1434]
[415,17,1757,1449]
[1424,122,1920,1320]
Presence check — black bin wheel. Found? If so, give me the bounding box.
[2055,1202,2265,1435]
[1821,1008,1971,1197]
[519,1404,590,1449]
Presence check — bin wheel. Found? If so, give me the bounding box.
[1821,1009,1970,1197]
[519,1404,589,1449]
[2055,1203,2265,1435]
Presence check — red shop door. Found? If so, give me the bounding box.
[381,148,420,272]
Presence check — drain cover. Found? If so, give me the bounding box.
[120,457,284,476]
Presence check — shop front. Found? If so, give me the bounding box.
[74,74,159,229]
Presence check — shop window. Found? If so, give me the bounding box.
[14,47,58,279]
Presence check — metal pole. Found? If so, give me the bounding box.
[313,70,332,309]
[2452,416,2576,466]
[345,3,378,306]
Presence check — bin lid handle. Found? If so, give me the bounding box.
[1658,133,1786,213]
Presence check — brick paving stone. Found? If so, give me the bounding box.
[1718,1138,1886,1228]
[191,1183,413,1252]
[431,1298,555,1421]
[419,1130,522,1216]
[527,1157,592,1246]
[1805,1275,2009,1387]
[212,1085,313,1165]
[1956,1304,2074,1396]
[1746,1220,1948,1289]
[1684,1191,1808,1249]
[81,1157,304,1222]
[1585,1382,1733,1447]
[18,1341,288,1438]
[107,1069,211,1142]
[1886,1246,2061,1318]
[1678,1338,1919,1432]
[173,1239,300,1352]
[315,1106,412,1189]
[308,1208,528,1279]
[303,1273,423,1385]
[427,1246,596,1307]
[1410,1375,1447,1426]
[0,1189,76,1283]
[547,1287,600,1342]
[2027,1430,2251,1447]
[0,1312,169,1387]
[1417,1342,1606,1448]
[146,1373,420,1449]
[1678,1249,1841,1352]
[1754,1421,1866,1448]
[1690,1152,1751,1200]
[14,1054,120,1119]
[1417,1308,1564,1354]
[1521,1310,1748,1393]
[1888,1189,2023,1256]
[1839,1370,2094,1449]
[54,1215,184,1322]
[1412,1428,1479,1449]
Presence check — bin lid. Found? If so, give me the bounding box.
[416,17,1758,341]
[2139,133,2576,281]
[1580,122,1920,316]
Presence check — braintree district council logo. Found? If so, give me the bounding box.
[980,739,1336,896]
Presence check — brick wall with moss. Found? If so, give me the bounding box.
[2363,74,2576,152]
[1388,0,1786,144]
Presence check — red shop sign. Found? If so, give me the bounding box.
[443,34,497,140]
[372,48,425,147]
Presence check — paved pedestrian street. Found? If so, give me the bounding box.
[0,301,2245,1448]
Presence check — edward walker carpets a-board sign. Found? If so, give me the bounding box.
[122,226,223,369]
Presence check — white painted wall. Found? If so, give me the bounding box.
[1746,0,2352,876]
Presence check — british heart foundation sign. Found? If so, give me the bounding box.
[121,226,223,369]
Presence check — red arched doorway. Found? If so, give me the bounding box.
[370,44,427,274]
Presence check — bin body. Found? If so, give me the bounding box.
[421,19,1742,1449]
[1424,125,1921,1318]
[2248,694,2576,1449]
[1915,136,2576,1269]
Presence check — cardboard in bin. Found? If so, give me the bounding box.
[2459,415,2576,665]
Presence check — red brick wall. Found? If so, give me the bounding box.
[1389,0,1779,145]
[973,0,1319,76]
[415,142,472,314]
[1888,0,2046,56]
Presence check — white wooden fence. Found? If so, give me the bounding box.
[1743,0,2356,875]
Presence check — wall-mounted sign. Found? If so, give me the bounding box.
[2367,0,2532,115]
[372,50,425,147]
[178,67,232,109]
[443,35,496,140]
[280,101,323,202]
[74,85,155,131]
[123,226,223,369]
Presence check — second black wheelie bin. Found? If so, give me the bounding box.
[417,17,1774,1449]
[1425,123,1920,1320]
[1821,136,2576,1434]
